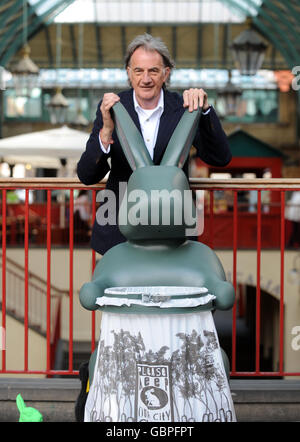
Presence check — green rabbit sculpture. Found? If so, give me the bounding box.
[16,394,43,422]
[79,102,235,422]
[80,103,234,314]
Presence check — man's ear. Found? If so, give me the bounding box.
[126,66,132,87]
[163,66,171,83]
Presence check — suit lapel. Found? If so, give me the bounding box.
[153,90,183,164]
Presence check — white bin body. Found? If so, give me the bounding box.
[84,286,236,422]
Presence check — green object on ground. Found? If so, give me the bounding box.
[16,394,43,422]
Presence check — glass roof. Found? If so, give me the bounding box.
[28,0,69,16]
[52,0,263,24]
[1,0,298,73]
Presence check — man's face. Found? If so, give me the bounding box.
[127,47,170,109]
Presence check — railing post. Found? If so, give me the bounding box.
[46,190,52,373]
[279,190,285,375]
[50,296,61,372]
[91,189,97,353]
[24,189,29,372]
[209,190,214,249]
[256,190,262,375]
[1,190,6,372]
[69,189,74,373]
[231,190,238,375]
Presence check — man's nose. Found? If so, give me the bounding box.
[141,71,152,82]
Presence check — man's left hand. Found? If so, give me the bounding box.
[183,88,209,112]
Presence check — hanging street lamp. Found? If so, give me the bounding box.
[10,45,39,97]
[47,87,69,125]
[72,24,88,127]
[47,23,69,125]
[10,0,40,97]
[217,71,242,116]
[230,23,268,76]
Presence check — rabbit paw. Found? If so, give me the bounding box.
[79,281,100,311]
[214,280,235,311]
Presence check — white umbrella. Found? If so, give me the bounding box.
[0,125,89,169]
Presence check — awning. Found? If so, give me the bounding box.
[0,125,88,170]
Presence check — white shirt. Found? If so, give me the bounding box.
[99,90,211,158]
[132,89,164,159]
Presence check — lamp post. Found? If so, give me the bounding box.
[230,22,268,76]
[72,23,89,128]
[48,23,69,125]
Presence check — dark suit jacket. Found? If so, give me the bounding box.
[77,88,231,254]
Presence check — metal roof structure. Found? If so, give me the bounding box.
[0,0,299,70]
[0,1,74,66]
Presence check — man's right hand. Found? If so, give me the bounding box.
[99,93,120,149]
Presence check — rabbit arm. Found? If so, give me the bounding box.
[212,279,235,311]
[77,100,111,185]
[192,106,232,167]
[79,280,106,311]
[189,242,235,310]
[206,252,235,310]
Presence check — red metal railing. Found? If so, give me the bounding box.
[0,177,300,378]
[195,178,299,378]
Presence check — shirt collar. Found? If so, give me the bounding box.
[133,89,164,116]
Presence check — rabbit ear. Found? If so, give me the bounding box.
[112,102,153,170]
[160,108,201,168]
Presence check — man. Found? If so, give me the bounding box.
[77,33,231,255]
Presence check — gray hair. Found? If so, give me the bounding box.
[125,33,175,71]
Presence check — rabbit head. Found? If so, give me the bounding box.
[112,102,201,241]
